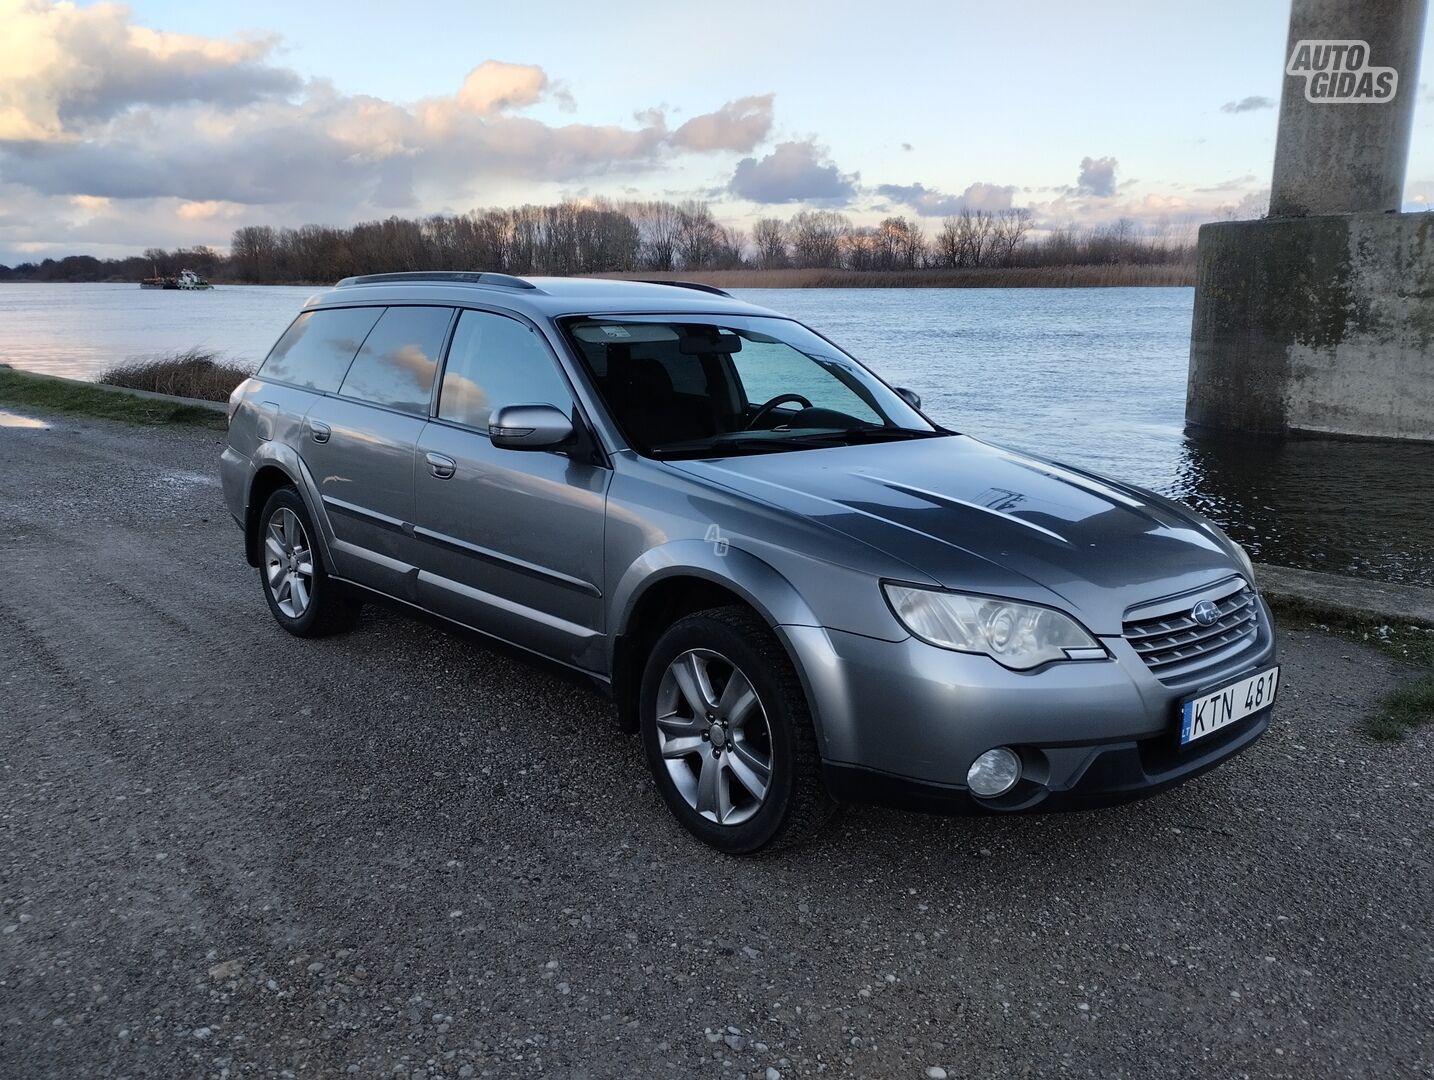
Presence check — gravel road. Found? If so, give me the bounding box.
[1,408,1430,1080]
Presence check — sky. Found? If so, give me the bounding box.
[1,0,1431,265]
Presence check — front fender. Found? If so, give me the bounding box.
[611,539,822,639]
[606,540,833,737]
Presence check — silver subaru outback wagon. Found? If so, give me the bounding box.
[221,272,1278,853]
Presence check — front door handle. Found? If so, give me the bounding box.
[309,420,331,444]
[426,452,457,480]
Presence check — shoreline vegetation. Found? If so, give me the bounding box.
[1276,608,1434,741]
[99,348,254,401]
[0,363,226,426]
[0,198,1198,289]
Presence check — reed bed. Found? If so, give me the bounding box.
[99,348,255,401]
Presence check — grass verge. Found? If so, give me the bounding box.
[1369,675,1434,741]
[99,348,253,402]
[1272,602,1434,741]
[0,365,225,428]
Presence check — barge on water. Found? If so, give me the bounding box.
[139,268,214,290]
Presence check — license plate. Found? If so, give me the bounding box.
[1180,666,1279,746]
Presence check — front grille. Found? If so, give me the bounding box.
[1123,578,1259,683]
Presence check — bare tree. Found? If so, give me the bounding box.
[751,217,789,269]
[788,210,849,269]
[991,208,1032,266]
[227,227,280,281]
[675,201,723,269]
[934,217,961,269]
[630,201,681,270]
[712,225,748,269]
[959,210,996,267]
[875,216,926,270]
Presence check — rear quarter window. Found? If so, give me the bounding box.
[259,307,383,393]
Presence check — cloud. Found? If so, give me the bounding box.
[1221,95,1275,114]
[1076,156,1118,197]
[670,94,773,152]
[0,0,778,221]
[1194,174,1257,194]
[176,199,245,220]
[1227,188,1269,219]
[1402,178,1434,210]
[1022,184,1264,235]
[453,61,550,115]
[0,0,299,140]
[876,180,1016,216]
[729,140,858,204]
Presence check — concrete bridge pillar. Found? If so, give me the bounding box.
[1271,0,1426,216]
[1186,0,1433,442]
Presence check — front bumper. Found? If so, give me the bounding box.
[821,704,1270,814]
[779,595,1277,813]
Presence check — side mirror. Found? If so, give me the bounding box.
[894,386,922,410]
[488,404,574,450]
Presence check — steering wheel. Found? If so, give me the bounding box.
[746,393,813,430]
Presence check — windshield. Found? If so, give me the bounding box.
[561,315,941,458]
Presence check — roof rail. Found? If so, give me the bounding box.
[334,271,539,291]
[635,279,733,298]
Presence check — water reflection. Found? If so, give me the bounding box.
[1167,428,1434,587]
[0,409,49,429]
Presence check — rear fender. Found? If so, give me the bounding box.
[246,442,338,572]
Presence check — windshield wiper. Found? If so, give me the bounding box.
[776,426,941,447]
[649,437,802,459]
[649,427,942,459]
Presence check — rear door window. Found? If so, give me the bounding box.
[259,307,382,393]
[338,306,452,415]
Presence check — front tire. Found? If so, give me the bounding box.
[640,606,834,854]
[257,487,361,638]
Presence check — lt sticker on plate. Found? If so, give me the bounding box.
[1180,666,1279,746]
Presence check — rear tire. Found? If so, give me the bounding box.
[257,487,361,638]
[640,606,834,854]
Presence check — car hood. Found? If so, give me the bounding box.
[667,435,1243,635]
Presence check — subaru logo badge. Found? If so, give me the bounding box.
[1191,600,1220,626]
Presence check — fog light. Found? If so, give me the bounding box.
[967,747,1021,798]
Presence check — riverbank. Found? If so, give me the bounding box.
[0,364,225,426]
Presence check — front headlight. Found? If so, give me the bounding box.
[882,584,1104,670]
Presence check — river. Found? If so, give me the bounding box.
[2,282,1429,586]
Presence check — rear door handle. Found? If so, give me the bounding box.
[309,420,331,444]
[426,452,456,479]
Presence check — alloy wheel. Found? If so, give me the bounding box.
[654,648,774,825]
[264,507,314,619]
